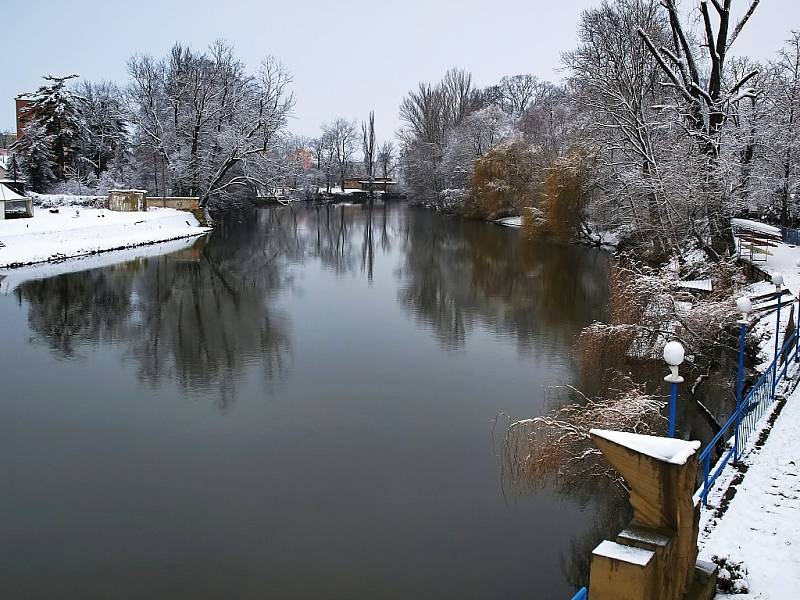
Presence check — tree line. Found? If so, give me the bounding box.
[10,40,398,213]
[397,0,798,262]
[12,42,300,211]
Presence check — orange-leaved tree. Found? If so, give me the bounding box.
[467,138,540,220]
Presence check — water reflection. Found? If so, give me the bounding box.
[16,227,293,409]
[14,205,611,404]
[5,204,617,596]
[397,208,609,352]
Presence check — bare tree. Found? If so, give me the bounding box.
[362,111,376,205]
[199,55,294,207]
[376,140,395,180]
[323,118,357,192]
[637,0,762,253]
[760,32,800,225]
[127,43,293,210]
[399,68,474,206]
[498,74,540,117]
[564,0,675,255]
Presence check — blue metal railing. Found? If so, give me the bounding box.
[697,326,798,506]
[570,310,798,598]
[781,227,800,246]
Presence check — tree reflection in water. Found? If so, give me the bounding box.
[13,204,618,586]
[14,205,401,408]
[397,208,609,354]
[16,218,295,409]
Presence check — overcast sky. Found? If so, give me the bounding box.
[3,0,798,143]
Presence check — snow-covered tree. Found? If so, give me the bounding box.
[399,68,475,206]
[637,0,762,255]
[126,42,294,210]
[564,0,675,256]
[322,117,357,192]
[13,121,56,190]
[759,32,800,224]
[80,80,128,179]
[13,74,86,189]
[376,141,395,179]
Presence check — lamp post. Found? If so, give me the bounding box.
[734,296,752,461]
[663,341,685,438]
[772,271,784,396]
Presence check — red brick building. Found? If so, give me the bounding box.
[15,97,34,139]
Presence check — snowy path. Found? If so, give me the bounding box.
[0,207,210,268]
[700,375,800,597]
[694,223,800,596]
[743,234,800,294]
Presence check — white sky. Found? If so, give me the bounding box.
[2,0,798,144]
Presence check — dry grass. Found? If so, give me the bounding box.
[499,377,665,496]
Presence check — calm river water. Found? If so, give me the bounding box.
[0,205,613,599]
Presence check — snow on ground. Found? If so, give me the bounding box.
[699,370,800,598]
[0,236,204,295]
[754,234,800,293]
[694,224,800,597]
[28,192,106,208]
[0,207,210,268]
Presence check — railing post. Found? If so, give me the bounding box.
[734,297,751,462]
[796,277,800,363]
[735,322,746,461]
[772,272,784,398]
[668,381,679,438]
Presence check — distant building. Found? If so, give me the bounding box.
[0,131,15,149]
[342,177,398,193]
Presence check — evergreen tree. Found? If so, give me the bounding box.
[14,74,85,187]
[13,121,56,190]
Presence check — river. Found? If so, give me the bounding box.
[0,204,614,598]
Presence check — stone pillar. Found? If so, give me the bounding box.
[586,429,717,600]
[107,189,148,212]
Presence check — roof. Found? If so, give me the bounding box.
[0,182,26,201]
[731,218,781,238]
[677,279,713,292]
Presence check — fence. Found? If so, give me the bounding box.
[570,301,798,598]
[697,325,798,506]
[781,226,800,246]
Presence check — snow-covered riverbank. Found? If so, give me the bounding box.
[695,230,800,597]
[0,235,205,295]
[0,207,210,268]
[699,376,800,597]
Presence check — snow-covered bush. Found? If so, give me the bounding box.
[29,192,105,209]
[712,555,750,594]
[437,188,468,213]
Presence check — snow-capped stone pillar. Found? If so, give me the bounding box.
[586,429,717,600]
